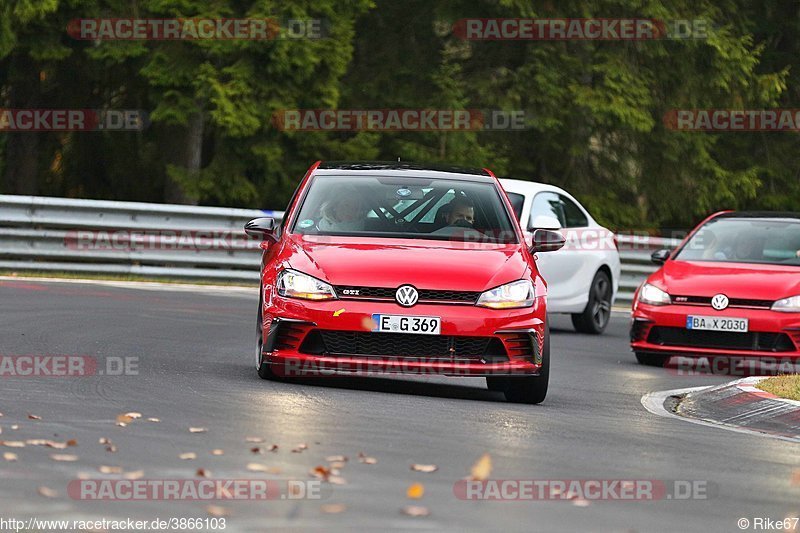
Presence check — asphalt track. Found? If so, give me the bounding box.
[0,278,798,532]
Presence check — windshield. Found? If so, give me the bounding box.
[674,217,800,266]
[290,175,518,244]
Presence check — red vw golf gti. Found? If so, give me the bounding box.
[245,162,565,403]
[631,211,800,366]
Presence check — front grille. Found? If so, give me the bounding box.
[334,286,479,304]
[671,295,773,309]
[306,330,507,362]
[647,326,795,352]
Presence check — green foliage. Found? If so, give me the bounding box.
[0,0,798,228]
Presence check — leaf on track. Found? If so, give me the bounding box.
[27,414,41,420]
[50,454,78,462]
[406,483,425,499]
[401,505,429,517]
[179,452,197,460]
[3,452,17,462]
[147,418,160,423]
[1,441,26,448]
[125,412,142,419]
[357,452,377,464]
[99,465,123,474]
[196,468,211,478]
[189,427,208,434]
[245,437,264,443]
[206,505,230,517]
[291,443,308,453]
[410,464,438,473]
[320,504,347,514]
[469,453,492,481]
[123,470,144,480]
[38,487,58,498]
[211,449,224,456]
[325,455,348,463]
[267,444,278,452]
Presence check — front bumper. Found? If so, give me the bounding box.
[631,302,800,358]
[262,297,546,377]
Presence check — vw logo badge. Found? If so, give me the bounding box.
[711,293,729,311]
[395,285,419,307]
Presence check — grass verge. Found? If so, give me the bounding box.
[756,375,800,401]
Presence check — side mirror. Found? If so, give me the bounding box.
[651,248,671,265]
[528,215,562,231]
[531,229,565,253]
[244,218,277,242]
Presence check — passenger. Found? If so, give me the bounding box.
[317,191,367,232]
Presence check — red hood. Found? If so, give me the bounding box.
[283,235,530,292]
[649,260,800,300]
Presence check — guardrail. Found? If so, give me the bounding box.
[0,195,682,302]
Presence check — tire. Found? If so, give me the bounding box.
[499,321,550,404]
[571,270,612,334]
[635,352,669,367]
[256,287,282,381]
[485,377,505,392]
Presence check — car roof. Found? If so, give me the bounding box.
[314,161,495,183]
[714,211,800,221]
[498,177,570,196]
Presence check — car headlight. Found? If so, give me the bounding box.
[276,269,336,301]
[638,283,671,306]
[772,295,800,313]
[476,280,535,309]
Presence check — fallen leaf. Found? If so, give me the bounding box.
[206,505,230,517]
[99,466,123,474]
[357,452,377,465]
[1,441,25,448]
[310,466,331,480]
[147,418,160,423]
[189,427,208,434]
[211,449,224,456]
[250,447,262,454]
[401,506,429,517]
[410,464,438,473]
[10,425,18,430]
[27,414,41,420]
[116,414,133,424]
[291,443,308,453]
[106,445,118,453]
[51,454,78,462]
[792,470,800,486]
[267,444,278,452]
[572,498,590,507]
[330,461,347,470]
[3,452,17,462]
[469,453,492,481]
[326,455,348,463]
[196,468,210,478]
[179,452,197,460]
[125,412,142,419]
[328,476,347,485]
[406,483,425,499]
[99,437,112,445]
[123,470,144,480]
[38,487,58,498]
[245,437,264,443]
[246,463,270,473]
[66,439,78,447]
[320,504,347,514]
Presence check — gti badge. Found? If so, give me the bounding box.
[395,285,419,307]
[711,293,729,311]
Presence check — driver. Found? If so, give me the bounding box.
[442,197,475,227]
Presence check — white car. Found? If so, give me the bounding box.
[499,178,621,334]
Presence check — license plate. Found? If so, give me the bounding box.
[686,315,749,333]
[373,314,441,335]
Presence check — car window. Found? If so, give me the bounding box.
[506,192,524,221]
[675,218,800,265]
[290,175,518,244]
[529,192,566,228]
[559,194,589,228]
